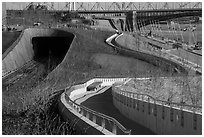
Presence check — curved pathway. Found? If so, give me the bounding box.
[81,87,155,135]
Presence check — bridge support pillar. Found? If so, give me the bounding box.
[123,18,126,31]
[125,11,134,32]
[132,11,137,32]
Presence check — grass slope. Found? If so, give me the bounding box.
[2,27,116,135]
[2,31,21,54]
[2,26,174,135]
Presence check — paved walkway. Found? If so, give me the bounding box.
[81,87,155,135]
[73,86,111,104]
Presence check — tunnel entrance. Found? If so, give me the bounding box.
[32,36,74,72]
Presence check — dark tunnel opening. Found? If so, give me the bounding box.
[32,34,74,72]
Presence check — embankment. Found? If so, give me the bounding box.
[2,31,21,54]
[112,34,188,75]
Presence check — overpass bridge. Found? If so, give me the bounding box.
[5,2,202,11]
[4,2,202,32]
[76,8,201,15]
[74,8,202,27]
[86,8,201,32]
[5,2,201,23]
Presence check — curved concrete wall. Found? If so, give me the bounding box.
[2,28,73,75]
[112,86,202,135]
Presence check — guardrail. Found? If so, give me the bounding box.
[64,86,131,135]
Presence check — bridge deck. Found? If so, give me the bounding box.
[76,8,201,14]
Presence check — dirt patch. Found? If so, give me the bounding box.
[91,53,166,77]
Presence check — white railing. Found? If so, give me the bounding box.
[67,78,128,99]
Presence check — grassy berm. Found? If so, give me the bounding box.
[2,31,21,54]
[2,27,173,135]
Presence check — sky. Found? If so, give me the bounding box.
[3,2,202,11]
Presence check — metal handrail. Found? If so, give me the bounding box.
[69,97,131,134]
[113,86,202,112]
[64,88,131,135]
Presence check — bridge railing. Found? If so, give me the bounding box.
[64,86,131,135]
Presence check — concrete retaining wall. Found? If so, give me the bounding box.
[112,86,202,135]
